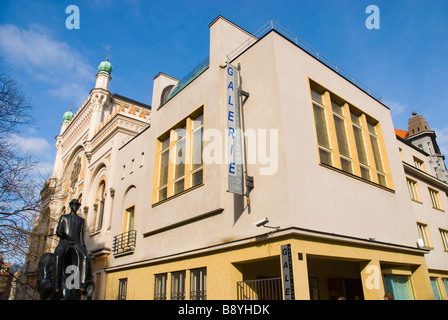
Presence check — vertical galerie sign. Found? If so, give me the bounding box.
[226,64,243,195]
[281,244,295,300]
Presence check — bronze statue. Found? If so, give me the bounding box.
[36,199,94,300]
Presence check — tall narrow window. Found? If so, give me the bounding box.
[140,152,145,167]
[118,278,127,300]
[174,126,186,195]
[125,206,135,233]
[332,101,352,173]
[191,114,204,187]
[430,278,442,300]
[407,178,420,202]
[429,188,443,210]
[95,181,106,231]
[158,137,170,201]
[311,89,332,166]
[440,229,448,252]
[417,223,432,248]
[154,273,167,300]
[368,122,386,186]
[190,268,207,300]
[351,112,370,180]
[123,206,135,250]
[171,271,186,300]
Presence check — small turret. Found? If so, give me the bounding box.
[408,111,431,137]
[63,108,74,123]
[60,107,73,134]
[95,57,113,90]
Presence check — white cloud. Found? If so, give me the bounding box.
[11,134,51,156]
[10,134,55,178]
[0,23,94,103]
[383,99,409,115]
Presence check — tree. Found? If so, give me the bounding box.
[0,60,43,267]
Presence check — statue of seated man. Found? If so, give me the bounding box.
[52,199,91,292]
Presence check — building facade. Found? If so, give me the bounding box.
[14,58,151,300]
[17,16,448,300]
[396,114,448,300]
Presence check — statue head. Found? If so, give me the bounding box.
[69,199,81,214]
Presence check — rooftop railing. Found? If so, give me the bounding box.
[227,20,383,103]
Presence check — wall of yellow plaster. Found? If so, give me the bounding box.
[104,235,434,300]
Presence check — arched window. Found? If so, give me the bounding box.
[70,157,82,189]
[95,180,106,231]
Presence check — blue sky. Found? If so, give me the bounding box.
[0,0,447,175]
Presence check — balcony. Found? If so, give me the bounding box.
[112,230,137,256]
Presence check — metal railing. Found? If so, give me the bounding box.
[112,230,137,255]
[227,20,383,102]
[237,277,283,300]
[190,290,207,300]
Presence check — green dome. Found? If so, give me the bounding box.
[63,109,74,122]
[98,59,113,75]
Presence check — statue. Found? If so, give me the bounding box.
[36,199,95,300]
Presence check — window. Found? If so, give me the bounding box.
[368,122,386,187]
[94,180,106,231]
[310,82,391,188]
[158,137,170,201]
[383,275,414,300]
[429,188,443,210]
[130,159,135,173]
[413,157,425,171]
[443,278,448,297]
[351,112,370,180]
[430,278,442,300]
[190,268,207,300]
[154,273,167,300]
[440,229,448,252]
[140,152,145,167]
[311,89,332,166]
[118,278,127,300]
[70,157,81,189]
[417,223,432,248]
[406,178,421,202]
[332,101,352,174]
[171,271,186,300]
[125,206,135,233]
[174,126,187,195]
[154,109,204,204]
[191,114,204,187]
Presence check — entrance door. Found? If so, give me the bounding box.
[327,278,364,300]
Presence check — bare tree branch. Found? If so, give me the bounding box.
[0,60,42,267]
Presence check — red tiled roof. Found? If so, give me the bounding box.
[395,129,409,139]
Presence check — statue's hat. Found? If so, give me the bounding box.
[69,199,81,206]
